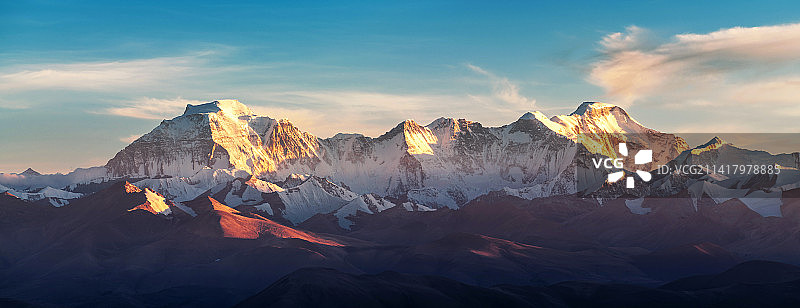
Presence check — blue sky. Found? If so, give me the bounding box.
[2,0,800,173]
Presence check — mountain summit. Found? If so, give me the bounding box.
[522,102,688,163]
[183,99,255,117]
[19,168,42,176]
[104,100,687,209]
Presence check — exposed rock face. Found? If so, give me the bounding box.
[106,113,224,177]
[104,100,698,208]
[106,100,324,180]
[533,102,688,169]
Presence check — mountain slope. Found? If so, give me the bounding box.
[7,99,797,226]
[105,100,588,208]
[532,102,688,166]
[236,261,800,308]
[196,196,344,245]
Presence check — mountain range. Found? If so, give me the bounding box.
[1,100,799,307]
[3,100,797,225]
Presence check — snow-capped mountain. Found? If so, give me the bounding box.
[661,137,799,217]
[0,184,83,207]
[106,100,586,209]
[3,99,798,225]
[6,99,800,308]
[19,168,42,177]
[675,136,795,167]
[0,166,108,191]
[532,102,688,168]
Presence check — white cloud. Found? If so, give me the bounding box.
[119,134,142,144]
[103,97,205,119]
[599,25,654,52]
[466,64,536,109]
[1,52,544,142]
[0,55,206,92]
[95,91,530,138]
[728,77,800,105]
[247,90,496,137]
[590,23,800,107]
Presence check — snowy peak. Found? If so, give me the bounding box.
[426,117,478,136]
[276,175,359,224]
[691,136,728,154]
[334,193,398,229]
[263,119,322,166]
[102,99,690,221]
[707,136,726,145]
[128,188,173,216]
[281,173,310,188]
[297,176,359,201]
[518,112,538,120]
[182,99,254,118]
[19,168,41,176]
[108,99,286,178]
[527,102,688,166]
[0,184,83,207]
[398,120,439,155]
[37,187,83,200]
[381,119,426,138]
[569,101,617,116]
[515,111,555,127]
[552,102,647,136]
[677,136,794,170]
[331,133,366,140]
[426,117,454,128]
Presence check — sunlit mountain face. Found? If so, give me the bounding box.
[1,99,800,307]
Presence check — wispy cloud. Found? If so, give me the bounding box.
[99,84,542,138]
[466,64,536,109]
[119,134,142,144]
[247,90,488,137]
[0,98,30,110]
[0,54,208,92]
[590,23,800,107]
[102,97,206,119]
[1,51,545,141]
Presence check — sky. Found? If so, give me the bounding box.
[2,0,800,173]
